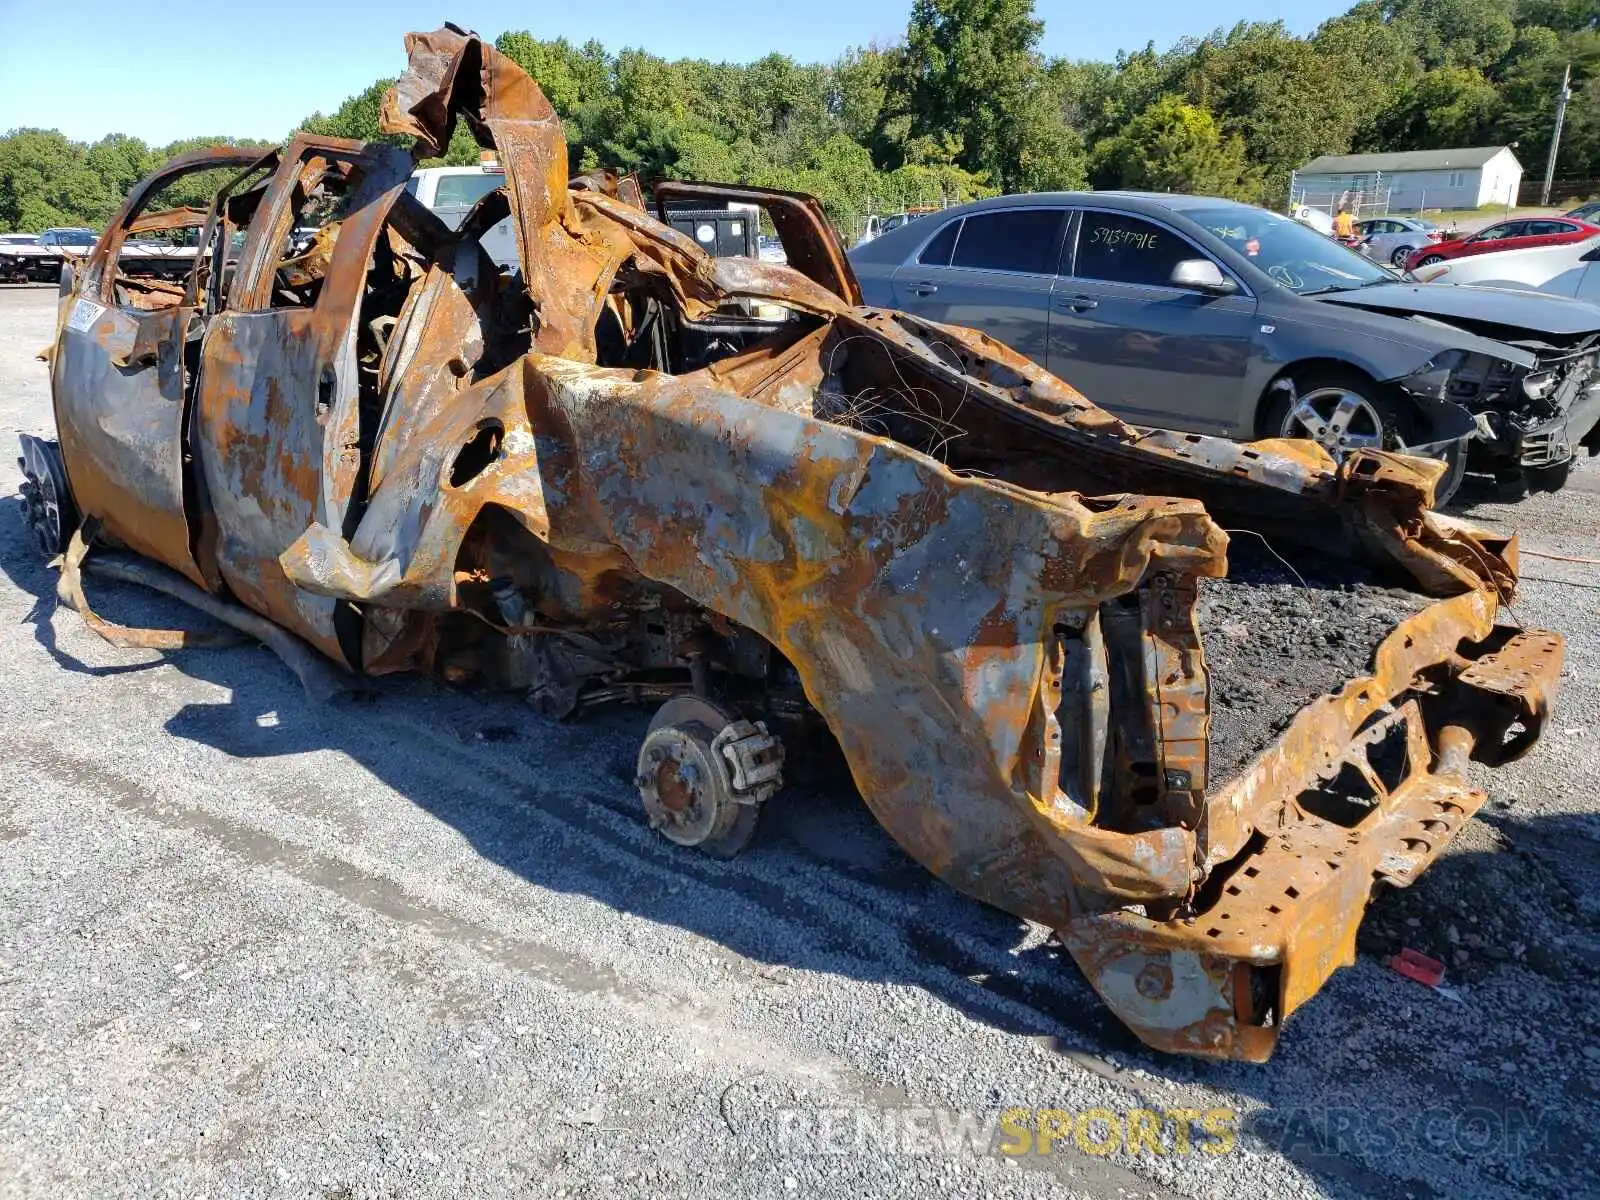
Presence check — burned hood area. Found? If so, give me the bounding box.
[22,26,1564,1061]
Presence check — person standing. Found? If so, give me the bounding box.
[1333,205,1356,242]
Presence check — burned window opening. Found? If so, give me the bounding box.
[271,156,366,310]
[107,160,273,313]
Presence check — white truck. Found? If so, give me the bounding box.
[407,161,517,270]
[0,233,66,283]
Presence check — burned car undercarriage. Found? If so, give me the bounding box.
[18,27,1564,1061]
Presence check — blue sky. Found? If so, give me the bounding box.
[0,1,1349,144]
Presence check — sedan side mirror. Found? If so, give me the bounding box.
[1170,258,1237,294]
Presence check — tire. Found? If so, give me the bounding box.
[1265,370,1417,454]
[16,434,77,558]
[1264,370,1461,507]
[1390,245,1412,268]
[1417,253,1446,267]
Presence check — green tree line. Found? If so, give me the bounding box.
[4,0,1598,237]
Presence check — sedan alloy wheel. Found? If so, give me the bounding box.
[1278,386,1394,455]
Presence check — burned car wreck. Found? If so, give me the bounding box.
[18,27,1563,1061]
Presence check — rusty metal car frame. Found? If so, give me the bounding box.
[22,25,1563,1060]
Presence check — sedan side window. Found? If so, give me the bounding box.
[1072,212,1195,287]
[917,220,961,266]
[1526,220,1572,236]
[1476,222,1523,241]
[948,209,1064,274]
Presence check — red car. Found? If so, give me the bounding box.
[1406,215,1600,271]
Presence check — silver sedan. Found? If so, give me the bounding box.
[1356,216,1441,268]
[1411,232,1600,300]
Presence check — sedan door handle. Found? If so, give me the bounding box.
[1054,293,1098,312]
[907,280,940,296]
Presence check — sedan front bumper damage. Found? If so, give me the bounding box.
[1513,381,1600,468]
[30,25,1565,1062]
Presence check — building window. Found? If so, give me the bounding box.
[1449,171,1467,188]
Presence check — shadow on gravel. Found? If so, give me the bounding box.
[3,489,1598,1200]
[1444,467,1582,516]
[0,493,1134,1054]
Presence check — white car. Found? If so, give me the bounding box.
[1354,216,1443,268]
[0,233,65,282]
[1290,205,1334,236]
[1412,233,1600,302]
[851,211,930,249]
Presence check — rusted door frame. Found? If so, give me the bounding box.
[82,146,267,307]
[652,180,862,305]
[190,138,413,664]
[51,148,271,587]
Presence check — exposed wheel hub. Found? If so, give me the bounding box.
[639,736,723,844]
[635,696,783,857]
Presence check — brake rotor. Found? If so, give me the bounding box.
[635,695,762,858]
[16,435,76,559]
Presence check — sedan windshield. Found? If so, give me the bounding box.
[1187,205,1394,294]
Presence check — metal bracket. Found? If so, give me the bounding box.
[712,719,785,805]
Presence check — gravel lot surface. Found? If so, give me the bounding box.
[1,283,1596,1199]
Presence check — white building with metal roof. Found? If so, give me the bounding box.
[1291,146,1523,214]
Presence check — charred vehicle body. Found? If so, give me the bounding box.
[17,28,1563,1061]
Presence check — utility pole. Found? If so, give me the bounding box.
[1540,65,1572,207]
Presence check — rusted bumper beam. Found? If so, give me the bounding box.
[1063,616,1562,1060]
